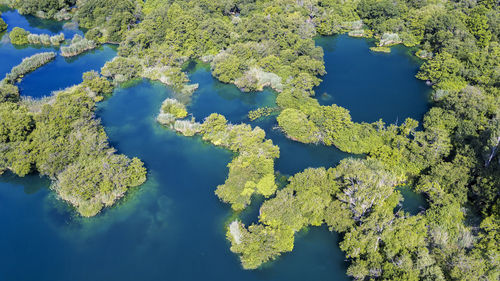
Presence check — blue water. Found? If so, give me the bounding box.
[186,62,352,176]
[397,185,428,215]
[0,37,54,77]
[0,12,430,281]
[18,45,117,97]
[1,8,82,38]
[315,35,431,124]
[1,9,114,97]
[0,80,349,281]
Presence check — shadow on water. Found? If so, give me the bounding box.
[396,185,428,215]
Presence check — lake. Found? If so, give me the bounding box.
[0,11,429,281]
[315,35,430,124]
[0,9,114,98]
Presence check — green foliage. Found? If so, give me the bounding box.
[0,79,146,216]
[10,0,75,19]
[76,0,140,43]
[82,71,113,97]
[0,82,20,103]
[27,32,64,46]
[9,27,29,45]
[227,221,294,270]
[0,14,7,32]
[211,53,244,83]
[416,52,467,91]
[101,56,143,83]
[56,154,146,217]
[229,159,404,270]
[159,98,187,121]
[200,113,280,210]
[248,107,280,121]
[277,108,320,144]
[3,0,498,276]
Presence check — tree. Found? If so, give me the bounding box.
[9,27,29,45]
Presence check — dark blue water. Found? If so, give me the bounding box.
[1,9,114,97]
[18,45,116,97]
[0,80,349,281]
[0,37,54,77]
[187,62,352,176]
[1,8,82,38]
[0,13,429,280]
[315,35,431,124]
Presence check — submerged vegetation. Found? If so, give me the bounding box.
[1,0,498,279]
[0,68,146,217]
[158,107,279,211]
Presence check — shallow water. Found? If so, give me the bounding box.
[0,15,429,280]
[315,35,431,124]
[0,80,349,281]
[186,62,352,176]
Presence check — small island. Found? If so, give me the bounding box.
[0,0,498,280]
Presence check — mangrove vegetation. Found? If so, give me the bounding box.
[0,0,498,279]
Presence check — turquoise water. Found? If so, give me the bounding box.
[315,35,431,124]
[0,80,349,281]
[0,12,430,280]
[397,185,428,215]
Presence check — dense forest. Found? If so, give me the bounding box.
[0,0,498,280]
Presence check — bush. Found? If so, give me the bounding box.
[9,27,29,45]
[101,56,143,83]
[173,120,201,136]
[61,34,97,57]
[0,81,20,103]
[27,32,64,46]
[0,16,7,32]
[82,71,113,96]
[5,52,56,82]
[277,108,320,144]
[160,98,187,119]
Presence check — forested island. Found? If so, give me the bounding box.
[0,0,498,280]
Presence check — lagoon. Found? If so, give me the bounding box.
[1,9,113,98]
[0,12,429,280]
[315,35,431,124]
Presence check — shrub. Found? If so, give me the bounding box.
[9,27,29,45]
[60,34,97,57]
[5,52,56,82]
[160,98,188,119]
[0,17,7,33]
